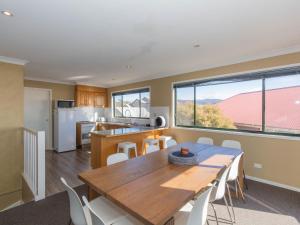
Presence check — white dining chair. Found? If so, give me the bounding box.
[61,177,89,225]
[226,152,245,223]
[61,177,128,225]
[221,140,241,149]
[166,139,177,148]
[209,165,233,225]
[197,137,214,145]
[146,145,160,154]
[82,196,143,225]
[175,183,215,225]
[222,140,248,190]
[107,153,128,166]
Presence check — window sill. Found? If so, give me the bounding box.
[173,126,300,141]
[113,117,150,119]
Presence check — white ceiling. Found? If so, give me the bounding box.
[1,0,300,87]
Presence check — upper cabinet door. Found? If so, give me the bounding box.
[94,92,106,107]
[87,92,94,106]
[75,85,107,107]
[77,91,87,106]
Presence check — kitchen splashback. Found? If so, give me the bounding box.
[103,106,169,127]
[150,106,169,127]
[75,107,105,122]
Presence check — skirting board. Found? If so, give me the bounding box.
[246,175,300,193]
[1,200,23,212]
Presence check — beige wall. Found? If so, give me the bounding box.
[108,52,300,189]
[0,62,24,209]
[24,80,75,103]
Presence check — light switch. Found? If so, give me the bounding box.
[254,163,263,169]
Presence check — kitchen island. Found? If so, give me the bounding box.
[90,126,168,168]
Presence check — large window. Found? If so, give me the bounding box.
[113,88,150,118]
[174,66,300,136]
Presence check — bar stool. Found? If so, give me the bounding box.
[117,142,138,158]
[142,138,159,153]
[158,136,173,149]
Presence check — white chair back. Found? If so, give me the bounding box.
[222,140,241,150]
[107,153,128,165]
[82,196,105,225]
[187,184,215,225]
[166,139,177,148]
[227,153,244,181]
[197,137,214,145]
[146,145,160,154]
[212,165,231,201]
[61,177,88,225]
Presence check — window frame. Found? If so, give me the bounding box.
[112,87,150,119]
[174,66,300,137]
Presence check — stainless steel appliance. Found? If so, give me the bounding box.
[80,122,96,145]
[55,100,75,108]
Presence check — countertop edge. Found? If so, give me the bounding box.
[91,127,168,137]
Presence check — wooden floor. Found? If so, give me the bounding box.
[46,147,91,196]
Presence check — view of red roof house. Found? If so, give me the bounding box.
[217,86,300,132]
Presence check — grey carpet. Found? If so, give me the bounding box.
[0,180,299,225]
[208,180,300,225]
[0,185,88,225]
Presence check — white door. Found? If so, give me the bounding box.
[24,87,51,149]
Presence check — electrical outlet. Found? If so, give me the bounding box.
[254,163,263,169]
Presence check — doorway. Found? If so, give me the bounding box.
[24,87,52,150]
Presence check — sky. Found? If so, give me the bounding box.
[114,92,150,102]
[177,74,300,100]
[114,74,300,102]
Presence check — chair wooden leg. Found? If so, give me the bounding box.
[210,203,219,225]
[226,183,236,223]
[235,180,238,199]
[243,170,248,190]
[224,196,234,225]
[237,179,246,203]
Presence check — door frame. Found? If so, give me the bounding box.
[24,87,53,150]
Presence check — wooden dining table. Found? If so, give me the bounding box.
[78,142,243,225]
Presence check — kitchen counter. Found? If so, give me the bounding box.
[95,121,131,126]
[91,126,166,137]
[76,121,132,147]
[77,121,133,126]
[90,126,168,168]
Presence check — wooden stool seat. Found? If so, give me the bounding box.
[142,138,159,154]
[159,136,173,149]
[117,142,138,158]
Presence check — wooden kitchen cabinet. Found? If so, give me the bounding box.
[79,91,86,106]
[94,92,107,107]
[87,92,94,106]
[75,85,107,107]
[77,91,89,106]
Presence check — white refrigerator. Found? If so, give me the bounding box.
[54,108,77,152]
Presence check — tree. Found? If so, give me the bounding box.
[176,102,194,125]
[176,102,235,129]
[196,105,235,129]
